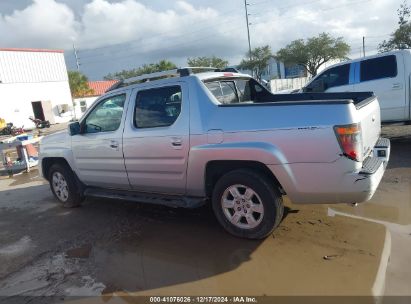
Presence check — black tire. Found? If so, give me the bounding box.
[48,163,84,208]
[212,169,283,239]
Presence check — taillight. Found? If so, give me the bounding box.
[334,123,363,162]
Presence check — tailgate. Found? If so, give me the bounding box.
[356,97,381,158]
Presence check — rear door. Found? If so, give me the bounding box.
[122,83,190,195]
[354,54,406,121]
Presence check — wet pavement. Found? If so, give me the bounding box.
[0,125,410,303]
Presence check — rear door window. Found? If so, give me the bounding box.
[360,55,397,82]
[134,85,182,128]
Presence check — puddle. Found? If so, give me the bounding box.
[66,245,92,259]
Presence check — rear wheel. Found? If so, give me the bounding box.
[212,169,283,239]
[48,163,83,208]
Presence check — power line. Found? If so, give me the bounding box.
[77,7,245,56]
[81,24,244,66]
[78,16,243,60]
[366,33,392,39]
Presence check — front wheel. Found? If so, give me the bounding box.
[212,169,283,239]
[48,163,84,208]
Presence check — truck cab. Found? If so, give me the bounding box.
[304,50,411,123]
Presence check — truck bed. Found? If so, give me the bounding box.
[205,77,375,108]
[259,91,374,104]
[253,88,375,107]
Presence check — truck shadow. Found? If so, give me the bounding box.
[0,184,263,294]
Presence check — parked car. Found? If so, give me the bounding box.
[39,68,390,239]
[302,49,411,123]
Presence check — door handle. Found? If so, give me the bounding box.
[109,140,119,149]
[171,137,182,147]
[392,83,402,89]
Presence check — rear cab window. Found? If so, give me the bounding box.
[360,55,397,82]
[204,78,263,104]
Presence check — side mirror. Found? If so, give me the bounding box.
[69,122,81,136]
[305,79,326,93]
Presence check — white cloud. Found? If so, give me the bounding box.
[78,0,223,49]
[242,0,400,58]
[0,0,79,49]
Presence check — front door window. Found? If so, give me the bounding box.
[84,94,126,133]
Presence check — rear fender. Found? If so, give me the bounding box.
[186,141,294,196]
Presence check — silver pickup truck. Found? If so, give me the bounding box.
[39,68,390,239]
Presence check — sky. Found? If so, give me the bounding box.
[0,0,404,80]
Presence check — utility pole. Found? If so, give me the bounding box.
[362,36,365,58]
[244,0,252,60]
[71,43,80,121]
[73,43,80,72]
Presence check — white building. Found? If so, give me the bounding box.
[73,80,117,119]
[0,48,73,129]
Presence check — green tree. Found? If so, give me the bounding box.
[276,33,350,76]
[237,45,272,80]
[379,1,411,52]
[104,60,177,80]
[187,56,229,69]
[68,71,94,98]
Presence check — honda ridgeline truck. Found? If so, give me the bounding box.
[39,68,390,239]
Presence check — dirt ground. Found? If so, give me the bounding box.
[0,124,410,303]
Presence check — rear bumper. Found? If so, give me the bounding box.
[337,155,386,203]
[269,137,390,204]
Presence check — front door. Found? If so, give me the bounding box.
[122,83,189,195]
[71,93,130,189]
[320,62,354,93]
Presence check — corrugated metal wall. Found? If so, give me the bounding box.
[0,51,68,83]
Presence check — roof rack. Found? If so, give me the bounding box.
[106,67,240,92]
